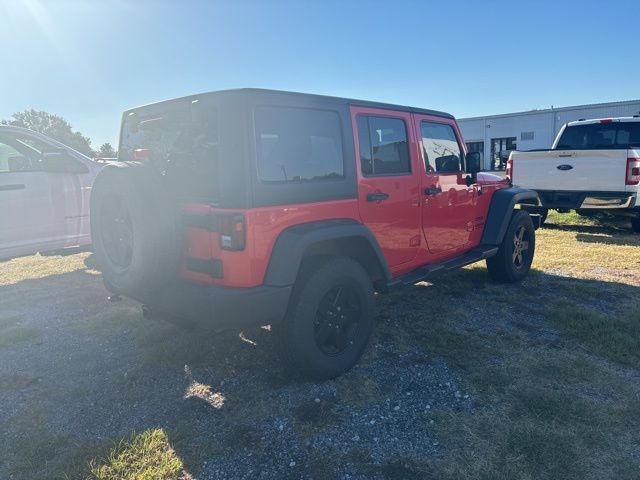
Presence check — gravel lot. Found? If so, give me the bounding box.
[1,216,640,479]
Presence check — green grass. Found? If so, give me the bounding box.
[546,302,640,366]
[87,429,187,480]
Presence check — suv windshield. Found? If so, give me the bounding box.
[556,122,640,150]
[119,101,220,201]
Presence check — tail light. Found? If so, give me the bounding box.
[505,158,513,182]
[626,157,640,185]
[132,148,151,160]
[219,213,246,251]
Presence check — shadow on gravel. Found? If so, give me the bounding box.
[2,256,640,479]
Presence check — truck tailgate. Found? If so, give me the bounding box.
[512,149,629,191]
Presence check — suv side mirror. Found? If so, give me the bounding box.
[466,151,482,175]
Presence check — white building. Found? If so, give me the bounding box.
[458,99,640,171]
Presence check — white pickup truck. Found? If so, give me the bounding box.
[508,117,640,231]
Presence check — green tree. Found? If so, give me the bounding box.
[2,109,95,157]
[98,142,117,158]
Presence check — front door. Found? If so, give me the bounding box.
[351,107,421,268]
[413,114,476,254]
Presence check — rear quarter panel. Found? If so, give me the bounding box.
[180,200,362,288]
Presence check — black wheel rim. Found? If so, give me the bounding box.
[100,194,134,268]
[314,285,363,355]
[512,225,530,269]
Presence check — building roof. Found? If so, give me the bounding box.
[459,99,640,122]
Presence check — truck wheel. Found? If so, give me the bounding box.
[486,210,536,283]
[274,257,375,380]
[632,217,640,233]
[522,206,547,226]
[538,208,548,226]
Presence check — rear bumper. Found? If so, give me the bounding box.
[132,281,292,329]
[536,190,637,210]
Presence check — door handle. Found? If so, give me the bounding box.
[366,192,389,202]
[0,184,25,191]
[424,187,442,196]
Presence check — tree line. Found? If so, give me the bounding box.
[1,109,117,159]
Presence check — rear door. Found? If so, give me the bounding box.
[351,107,421,268]
[413,114,475,254]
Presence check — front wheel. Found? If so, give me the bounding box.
[273,257,375,380]
[486,210,536,283]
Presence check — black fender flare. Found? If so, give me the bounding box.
[263,219,391,287]
[481,187,540,245]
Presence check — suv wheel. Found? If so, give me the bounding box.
[632,216,640,233]
[274,257,375,380]
[486,210,536,283]
[90,162,180,294]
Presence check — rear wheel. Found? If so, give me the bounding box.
[631,216,640,233]
[274,257,375,380]
[486,210,536,283]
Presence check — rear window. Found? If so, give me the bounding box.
[556,122,640,150]
[119,101,219,201]
[254,106,344,182]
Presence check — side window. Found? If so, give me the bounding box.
[254,106,344,182]
[357,116,410,176]
[0,137,38,173]
[421,122,462,173]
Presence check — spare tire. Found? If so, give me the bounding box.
[90,162,181,295]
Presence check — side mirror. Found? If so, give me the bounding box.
[466,151,482,175]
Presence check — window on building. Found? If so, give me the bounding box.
[521,131,535,141]
[491,137,517,170]
[255,106,344,182]
[421,122,462,173]
[357,116,410,176]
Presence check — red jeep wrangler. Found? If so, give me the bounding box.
[91,89,539,380]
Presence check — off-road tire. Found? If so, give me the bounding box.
[631,216,640,233]
[273,257,375,381]
[90,162,181,295]
[486,209,535,283]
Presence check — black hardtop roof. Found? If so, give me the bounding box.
[123,88,455,119]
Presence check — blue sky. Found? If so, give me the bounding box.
[2,0,639,147]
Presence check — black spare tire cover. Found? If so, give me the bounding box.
[90,161,181,294]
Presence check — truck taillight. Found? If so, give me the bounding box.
[219,213,246,251]
[505,158,513,182]
[626,158,640,185]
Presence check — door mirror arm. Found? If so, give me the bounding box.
[465,174,474,187]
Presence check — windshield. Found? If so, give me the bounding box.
[556,122,640,150]
[119,102,220,201]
